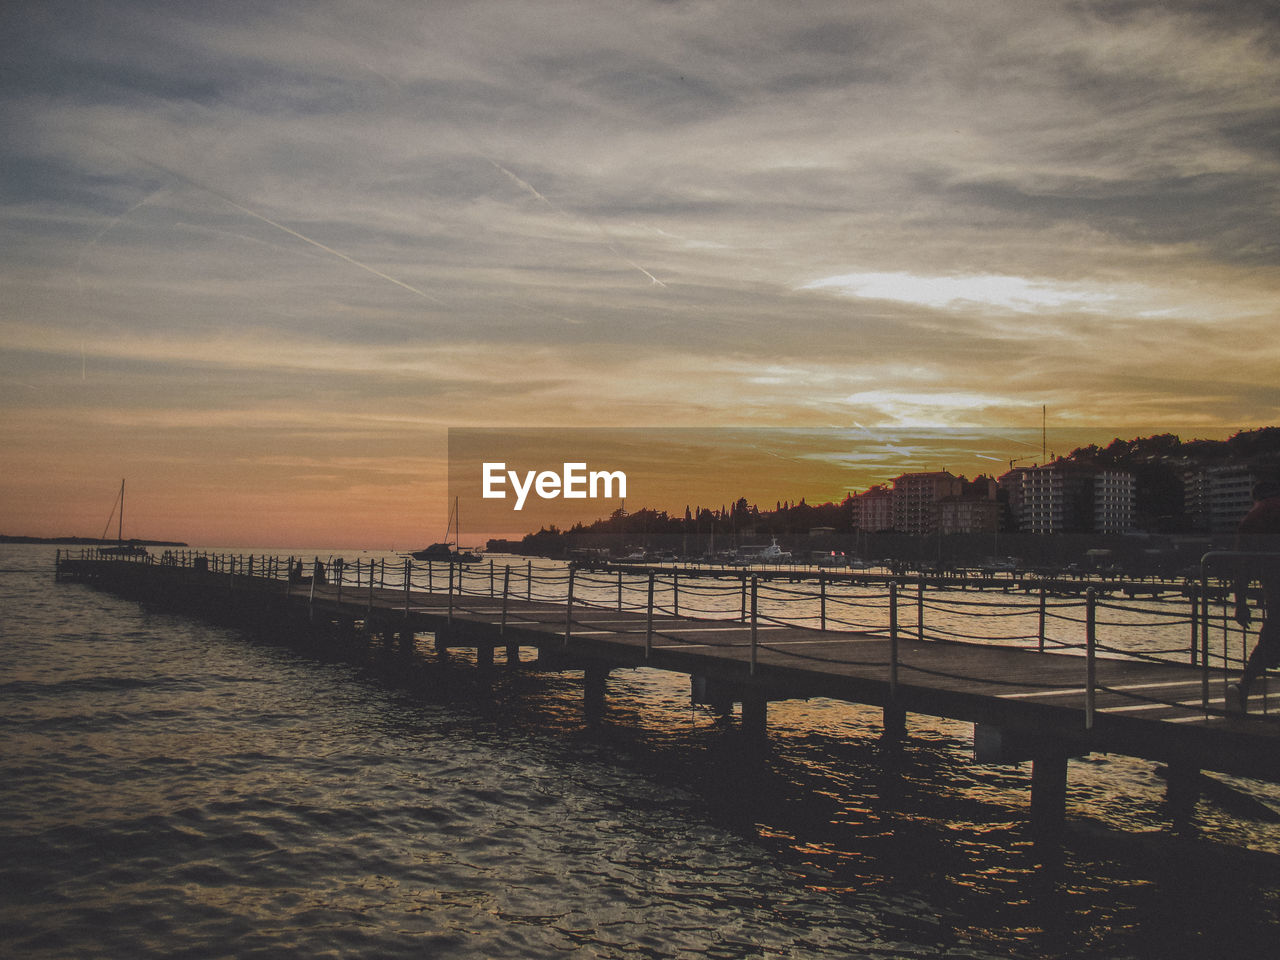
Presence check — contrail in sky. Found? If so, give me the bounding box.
[489,159,667,288]
[116,147,444,305]
[75,186,167,286]
[213,194,445,304]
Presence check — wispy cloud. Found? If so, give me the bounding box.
[800,272,1122,314]
[2,0,1278,542]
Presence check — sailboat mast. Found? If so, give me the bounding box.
[118,479,125,544]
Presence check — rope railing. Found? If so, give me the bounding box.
[64,548,1278,723]
[921,601,1033,619]
[924,623,1042,643]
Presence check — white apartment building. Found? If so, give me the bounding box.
[1184,463,1256,533]
[1013,462,1134,534]
[891,471,963,535]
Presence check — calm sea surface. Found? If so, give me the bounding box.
[5,543,1280,959]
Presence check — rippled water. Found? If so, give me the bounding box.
[5,544,1280,958]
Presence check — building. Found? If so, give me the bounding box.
[1093,469,1136,534]
[1009,461,1134,534]
[891,471,963,535]
[998,466,1035,524]
[851,485,895,532]
[939,495,1002,535]
[1183,462,1258,533]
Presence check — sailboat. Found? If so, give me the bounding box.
[99,479,148,556]
[410,497,479,563]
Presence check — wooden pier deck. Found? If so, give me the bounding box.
[55,553,1280,835]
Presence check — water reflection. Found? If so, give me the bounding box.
[8,545,1280,958]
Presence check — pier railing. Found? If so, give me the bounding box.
[57,547,1279,721]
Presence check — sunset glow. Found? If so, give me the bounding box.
[2,2,1277,547]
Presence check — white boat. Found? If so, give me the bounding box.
[759,537,792,562]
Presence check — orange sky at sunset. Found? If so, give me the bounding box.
[2,2,1277,548]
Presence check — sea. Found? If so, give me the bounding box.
[4,542,1280,959]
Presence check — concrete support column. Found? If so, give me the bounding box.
[882,704,907,741]
[1030,749,1068,839]
[477,644,494,670]
[506,643,521,665]
[1165,759,1201,823]
[398,629,416,657]
[584,664,609,725]
[741,689,768,741]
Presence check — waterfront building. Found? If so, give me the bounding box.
[891,471,963,535]
[851,484,895,532]
[1009,461,1135,534]
[939,495,1002,535]
[1183,462,1257,533]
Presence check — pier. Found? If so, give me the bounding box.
[55,550,1280,838]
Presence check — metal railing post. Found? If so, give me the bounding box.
[1201,571,1210,713]
[749,575,759,675]
[1038,586,1047,653]
[740,573,747,622]
[819,574,827,632]
[489,559,495,598]
[527,560,532,601]
[403,560,411,617]
[1189,584,1198,666]
[916,577,925,642]
[617,569,623,611]
[1223,593,1232,690]
[889,580,899,699]
[1085,587,1097,730]
[501,566,511,637]
[564,566,575,647]
[447,562,454,624]
[673,570,679,618]
[645,572,655,660]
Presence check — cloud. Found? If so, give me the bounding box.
[800,272,1121,313]
[2,0,1279,541]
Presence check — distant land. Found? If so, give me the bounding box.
[1,535,188,547]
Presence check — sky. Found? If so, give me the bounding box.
[2,0,1278,547]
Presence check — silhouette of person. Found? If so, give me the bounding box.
[1228,478,1280,712]
[313,557,325,584]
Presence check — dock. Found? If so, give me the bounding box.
[55,550,1280,838]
